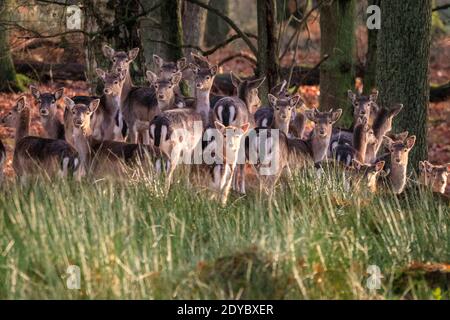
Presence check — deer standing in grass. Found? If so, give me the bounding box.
[419,161,449,194]
[1,96,79,180]
[351,159,386,193]
[304,108,343,165]
[383,134,416,194]
[30,86,66,140]
[149,109,203,192]
[65,97,157,179]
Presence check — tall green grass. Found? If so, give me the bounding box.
[0,167,448,299]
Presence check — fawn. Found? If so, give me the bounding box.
[1,96,79,180]
[365,104,404,164]
[189,60,218,125]
[65,97,157,179]
[203,121,250,205]
[351,159,386,193]
[247,128,312,203]
[419,160,449,194]
[30,86,65,140]
[230,72,266,115]
[149,108,203,192]
[254,93,303,136]
[332,116,377,166]
[146,70,184,110]
[305,108,343,164]
[348,89,379,126]
[382,134,416,194]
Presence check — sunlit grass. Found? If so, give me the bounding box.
[0,165,448,299]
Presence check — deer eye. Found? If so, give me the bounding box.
[113,58,117,62]
[114,81,119,85]
[276,107,280,111]
[404,148,408,152]
[329,121,332,124]
[205,76,211,80]
[154,84,159,89]
[168,84,173,89]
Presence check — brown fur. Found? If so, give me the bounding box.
[419,160,449,194]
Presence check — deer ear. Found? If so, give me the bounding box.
[96,68,106,80]
[30,85,40,99]
[171,72,182,85]
[146,70,158,85]
[396,131,409,141]
[191,52,209,66]
[54,87,64,100]
[347,90,356,102]
[370,89,379,102]
[153,54,164,68]
[214,120,225,132]
[128,47,139,61]
[352,159,363,170]
[241,122,250,134]
[383,135,394,147]
[268,94,277,107]
[406,135,416,149]
[331,109,343,123]
[375,161,385,172]
[289,94,303,108]
[177,57,187,70]
[209,65,218,76]
[390,104,403,117]
[189,63,199,74]
[64,97,75,111]
[102,44,115,59]
[89,99,100,114]
[16,96,27,112]
[230,72,241,88]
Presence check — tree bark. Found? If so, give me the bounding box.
[319,0,356,127]
[182,0,209,55]
[0,0,23,92]
[377,0,432,169]
[257,0,279,105]
[140,0,164,69]
[204,0,230,47]
[363,0,380,95]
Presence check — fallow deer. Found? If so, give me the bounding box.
[1,96,79,180]
[30,86,65,140]
[304,108,343,165]
[382,134,416,194]
[189,61,218,125]
[146,71,184,110]
[348,89,379,126]
[230,72,266,115]
[254,93,303,136]
[65,97,157,179]
[351,159,386,193]
[149,108,203,192]
[419,160,449,194]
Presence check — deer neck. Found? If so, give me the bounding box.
[158,94,175,111]
[196,88,210,124]
[16,108,31,145]
[390,162,407,194]
[310,132,330,163]
[73,125,93,169]
[365,143,377,164]
[353,128,367,162]
[120,71,134,108]
[274,117,289,135]
[104,93,121,114]
[41,113,61,138]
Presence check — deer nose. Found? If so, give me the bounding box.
[158,94,165,99]
[319,129,325,135]
[104,88,112,95]
[196,83,202,88]
[395,158,401,163]
[40,109,49,116]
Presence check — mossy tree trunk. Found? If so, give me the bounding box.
[363,0,380,95]
[182,0,209,55]
[160,0,188,95]
[0,0,23,92]
[319,0,355,127]
[257,0,279,105]
[377,0,432,169]
[204,0,230,47]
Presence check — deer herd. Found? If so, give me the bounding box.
[0,45,448,205]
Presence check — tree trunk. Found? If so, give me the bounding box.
[0,0,23,92]
[160,0,188,95]
[319,0,356,127]
[257,0,279,105]
[363,0,380,95]
[204,0,230,47]
[182,0,209,55]
[377,0,432,169]
[140,0,164,69]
